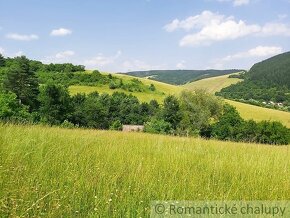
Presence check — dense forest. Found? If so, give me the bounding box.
[217,52,290,111]
[123,69,242,85]
[0,54,289,145]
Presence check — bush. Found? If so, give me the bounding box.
[256,121,290,145]
[109,120,122,131]
[61,120,76,129]
[211,104,243,140]
[149,84,156,91]
[144,118,172,134]
[0,92,32,122]
[109,81,117,89]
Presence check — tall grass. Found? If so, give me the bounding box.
[1,124,289,217]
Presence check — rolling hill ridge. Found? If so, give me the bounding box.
[122,69,243,85]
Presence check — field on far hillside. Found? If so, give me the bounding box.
[183,74,242,94]
[0,124,289,217]
[69,72,182,103]
[69,85,168,103]
[226,99,290,128]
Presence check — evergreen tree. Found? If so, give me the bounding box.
[3,56,39,111]
[162,95,181,129]
[38,84,72,124]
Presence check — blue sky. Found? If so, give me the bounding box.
[0,0,290,72]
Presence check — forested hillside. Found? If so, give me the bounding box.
[123,69,242,85]
[217,52,290,111]
[0,55,289,145]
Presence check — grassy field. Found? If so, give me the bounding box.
[182,74,242,94]
[69,72,182,103]
[226,99,290,128]
[0,124,289,217]
[69,85,168,103]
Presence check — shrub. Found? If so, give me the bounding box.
[0,92,32,122]
[61,120,76,129]
[109,120,122,131]
[109,81,117,89]
[144,118,172,134]
[149,84,156,91]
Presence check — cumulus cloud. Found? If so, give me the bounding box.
[41,50,76,64]
[217,0,250,6]
[6,33,39,41]
[164,11,225,32]
[165,11,290,47]
[211,46,283,69]
[179,20,260,47]
[50,28,72,36]
[222,46,283,61]
[55,50,75,59]
[84,51,122,68]
[261,23,290,36]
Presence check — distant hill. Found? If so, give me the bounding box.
[247,51,290,87]
[122,69,243,85]
[217,51,290,111]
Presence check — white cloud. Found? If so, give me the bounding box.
[41,50,76,64]
[212,46,283,69]
[179,19,260,47]
[165,11,290,47]
[55,50,75,59]
[217,0,250,6]
[84,51,122,68]
[50,28,72,36]
[0,47,5,54]
[6,33,39,41]
[261,23,290,36]
[164,10,225,32]
[0,48,24,57]
[122,59,165,71]
[233,0,249,6]
[176,60,186,69]
[247,46,283,57]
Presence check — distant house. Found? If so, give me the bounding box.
[269,101,275,105]
[277,103,283,107]
[122,125,144,132]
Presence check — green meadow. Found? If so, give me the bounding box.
[0,124,289,217]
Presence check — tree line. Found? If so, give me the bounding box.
[0,55,289,145]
